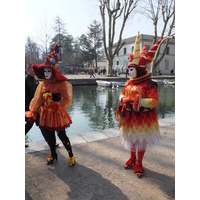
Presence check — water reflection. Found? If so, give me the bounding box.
[66,86,120,135]
[66,85,175,136]
[156,85,175,119]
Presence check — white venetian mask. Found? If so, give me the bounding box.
[129,67,137,79]
[44,67,53,79]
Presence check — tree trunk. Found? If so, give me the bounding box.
[95,58,98,69]
[107,58,113,76]
[99,0,139,77]
[151,35,174,75]
[140,0,175,74]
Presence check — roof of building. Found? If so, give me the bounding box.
[113,34,175,47]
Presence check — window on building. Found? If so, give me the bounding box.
[124,48,126,55]
[122,60,127,72]
[117,61,119,65]
[117,51,119,56]
[166,47,170,54]
[132,46,134,52]
[165,60,169,70]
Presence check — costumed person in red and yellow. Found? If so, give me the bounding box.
[25,45,75,166]
[115,32,162,177]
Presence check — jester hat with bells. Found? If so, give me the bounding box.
[32,45,67,81]
[128,32,162,83]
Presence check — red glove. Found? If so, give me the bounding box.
[121,97,134,104]
[25,111,37,122]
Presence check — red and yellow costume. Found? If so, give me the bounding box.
[115,32,162,177]
[25,45,75,166]
[115,77,160,151]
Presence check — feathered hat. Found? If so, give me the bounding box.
[128,31,162,80]
[32,45,67,81]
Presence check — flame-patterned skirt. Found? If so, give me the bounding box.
[115,106,160,151]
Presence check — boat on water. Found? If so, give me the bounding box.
[152,79,163,85]
[152,79,175,86]
[112,81,125,87]
[96,80,125,87]
[96,80,112,87]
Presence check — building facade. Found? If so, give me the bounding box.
[113,34,175,75]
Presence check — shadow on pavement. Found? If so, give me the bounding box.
[48,152,129,200]
[25,190,33,200]
[26,149,128,200]
[25,126,175,200]
[144,168,175,199]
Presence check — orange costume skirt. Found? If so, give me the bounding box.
[39,106,72,131]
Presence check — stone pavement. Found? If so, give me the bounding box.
[25,117,175,200]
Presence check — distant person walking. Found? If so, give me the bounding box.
[103,68,106,76]
[90,69,95,78]
[25,63,38,147]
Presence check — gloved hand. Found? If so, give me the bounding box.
[25,111,37,122]
[121,97,135,104]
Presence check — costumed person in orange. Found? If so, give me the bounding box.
[115,32,162,177]
[25,45,75,166]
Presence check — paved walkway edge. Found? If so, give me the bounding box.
[25,116,175,154]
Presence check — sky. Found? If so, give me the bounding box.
[25,0,161,46]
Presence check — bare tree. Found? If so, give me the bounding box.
[139,0,175,74]
[25,36,41,66]
[99,0,139,76]
[35,15,53,56]
[53,16,67,61]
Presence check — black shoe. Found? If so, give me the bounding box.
[46,154,58,165]
[25,144,29,148]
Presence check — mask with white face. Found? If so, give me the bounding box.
[44,67,53,79]
[129,67,137,79]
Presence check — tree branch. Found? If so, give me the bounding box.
[99,1,108,59]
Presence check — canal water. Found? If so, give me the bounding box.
[25,84,175,142]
